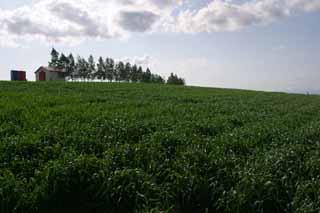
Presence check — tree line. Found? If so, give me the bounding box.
[48,48,185,85]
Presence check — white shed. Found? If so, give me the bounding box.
[35,66,66,81]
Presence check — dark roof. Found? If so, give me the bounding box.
[35,66,65,73]
[11,70,26,73]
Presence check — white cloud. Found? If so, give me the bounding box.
[120,55,154,67]
[0,0,124,45]
[288,0,320,12]
[117,55,160,77]
[0,0,319,47]
[172,0,320,33]
[171,0,288,33]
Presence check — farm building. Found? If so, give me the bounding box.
[11,70,27,81]
[35,66,66,81]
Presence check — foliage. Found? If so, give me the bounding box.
[105,58,115,82]
[167,73,185,85]
[1,81,319,212]
[48,48,171,84]
[88,55,96,80]
[96,57,106,80]
[48,48,60,69]
[66,54,75,80]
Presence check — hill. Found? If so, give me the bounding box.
[1,81,320,212]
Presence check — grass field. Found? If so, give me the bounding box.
[1,81,320,212]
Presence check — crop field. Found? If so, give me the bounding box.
[1,81,320,212]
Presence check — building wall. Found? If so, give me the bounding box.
[46,71,65,81]
[35,71,45,81]
[35,68,65,81]
[11,71,26,81]
[35,72,40,81]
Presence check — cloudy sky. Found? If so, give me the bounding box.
[0,0,319,93]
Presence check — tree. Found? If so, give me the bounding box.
[167,73,185,85]
[105,58,115,82]
[130,65,138,82]
[142,68,152,83]
[124,62,132,82]
[114,62,121,82]
[83,58,90,80]
[117,62,126,82]
[66,54,75,80]
[137,66,143,82]
[59,53,69,70]
[49,48,60,68]
[96,57,105,80]
[47,49,184,84]
[76,57,89,80]
[88,55,96,80]
[151,74,165,84]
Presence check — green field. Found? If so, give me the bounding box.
[1,81,320,212]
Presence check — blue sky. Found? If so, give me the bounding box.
[0,0,319,93]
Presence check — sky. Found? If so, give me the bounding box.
[0,0,319,93]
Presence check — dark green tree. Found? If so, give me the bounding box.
[151,74,165,84]
[48,48,60,68]
[114,62,121,82]
[58,53,69,70]
[96,57,105,80]
[167,73,185,85]
[88,55,96,80]
[142,68,152,83]
[137,66,143,82]
[130,65,138,82]
[66,54,75,80]
[47,49,181,84]
[76,57,89,80]
[124,62,132,82]
[117,62,126,82]
[105,58,115,82]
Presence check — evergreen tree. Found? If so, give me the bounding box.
[96,57,105,80]
[73,56,80,80]
[105,58,115,82]
[88,55,96,80]
[151,74,165,84]
[117,62,126,82]
[131,65,138,82]
[114,62,121,82]
[146,68,152,81]
[47,49,184,84]
[167,73,185,85]
[83,58,90,80]
[76,57,88,80]
[137,66,143,82]
[49,48,60,68]
[59,53,69,70]
[142,68,152,83]
[124,62,132,82]
[67,54,75,80]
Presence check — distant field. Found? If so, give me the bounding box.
[1,81,320,212]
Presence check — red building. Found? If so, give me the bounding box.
[11,70,27,81]
[35,66,66,81]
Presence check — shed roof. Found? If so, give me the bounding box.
[11,70,26,73]
[35,66,65,73]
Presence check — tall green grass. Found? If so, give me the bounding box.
[0,81,320,212]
